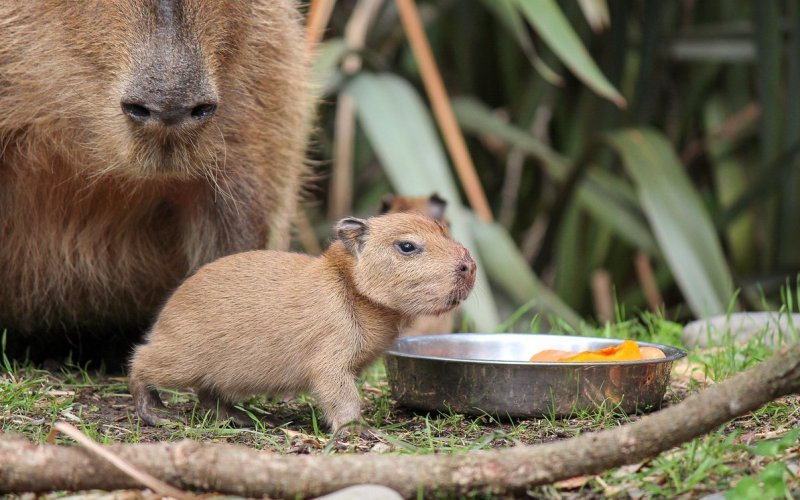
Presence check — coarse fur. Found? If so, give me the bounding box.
[0,1,311,360]
[128,212,477,432]
[380,193,457,335]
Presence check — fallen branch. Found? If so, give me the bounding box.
[53,423,193,500]
[1,344,798,498]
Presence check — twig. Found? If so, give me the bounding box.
[394,0,493,222]
[306,0,337,52]
[2,344,799,498]
[53,422,193,500]
[329,0,384,220]
[591,269,614,323]
[634,252,663,312]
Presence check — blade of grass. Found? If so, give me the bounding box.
[607,128,735,317]
[513,0,626,107]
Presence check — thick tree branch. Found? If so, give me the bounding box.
[1,344,798,498]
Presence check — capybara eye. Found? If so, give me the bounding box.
[395,241,420,255]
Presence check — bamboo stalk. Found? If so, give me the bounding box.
[634,252,663,312]
[329,0,384,220]
[306,0,337,52]
[394,0,494,222]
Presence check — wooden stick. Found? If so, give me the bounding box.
[54,422,193,500]
[394,0,494,222]
[306,0,337,52]
[591,269,614,323]
[329,0,384,220]
[3,344,799,498]
[634,251,663,312]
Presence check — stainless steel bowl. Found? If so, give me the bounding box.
[384,333,686,417]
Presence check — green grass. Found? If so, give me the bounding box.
[1,311,798,498]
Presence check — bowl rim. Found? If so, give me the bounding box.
[385,333,688,366]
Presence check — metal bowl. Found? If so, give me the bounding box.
[384,333,686,417]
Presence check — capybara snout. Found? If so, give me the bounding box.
[120,1,221,130]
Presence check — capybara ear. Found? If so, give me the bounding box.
[427,193,448,221]
[379,194,395,214]
[336,217,369,255]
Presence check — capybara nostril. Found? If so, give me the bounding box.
[121,99,218,127]
[121,102,152,123]
[190,103,217,121]
[457,252,476,278]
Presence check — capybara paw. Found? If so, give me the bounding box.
[220,407,255,427]
[332,420,372,440]
[137,407,172,427]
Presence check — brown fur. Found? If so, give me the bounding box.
[0,1,310,358]
[128,213,476,432]
[380,193,457,335]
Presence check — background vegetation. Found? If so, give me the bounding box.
[301,0,800,331]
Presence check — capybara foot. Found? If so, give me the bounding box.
[131,383,170,426]
[198,387,255,427]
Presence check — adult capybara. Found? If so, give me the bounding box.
[0,1,310,362]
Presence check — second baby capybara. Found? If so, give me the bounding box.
[0,0,310,361]
[129,213,477,433]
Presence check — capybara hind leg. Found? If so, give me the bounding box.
[197,387,253,427]
[130,380,170,426]
[313,375,364,435]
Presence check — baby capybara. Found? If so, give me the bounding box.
[129,213,477,432]
[0,0,310,361]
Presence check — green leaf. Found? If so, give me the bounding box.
[577,0,610,33]
[311,39,347,94]
[469,215,583,328]
[345,72,500,330]
[752,428,800,457]
[512,0,626,107]
[453,97,657,254]
[754,1,782,267]
[478,0,563,85]
[760,462,789,498]
[607,129,736,317]
[725,476,762,500]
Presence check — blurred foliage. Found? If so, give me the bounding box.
[301,0,800,329]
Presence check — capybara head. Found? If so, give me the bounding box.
[380,193,449,222]
[1,0,279,180]
[336,213,476,316]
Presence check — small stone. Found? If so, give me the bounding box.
[370,442,393,454]
[315,485,403,500]
[682,312,800,349]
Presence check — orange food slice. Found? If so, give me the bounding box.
[528,349,575,362]
[528,340,664,363]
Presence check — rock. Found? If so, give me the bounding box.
[682,312,800,348]
[315,485,403,500]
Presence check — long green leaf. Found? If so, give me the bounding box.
[345,72,500,330]
[453,97,657,254]
[607,129,735,317]
[754,1,782,268]
[513,0,625,107]
[703,98,756,272]
[311,39,347,95]
[477,0,563,85]
[468,215,583,328]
